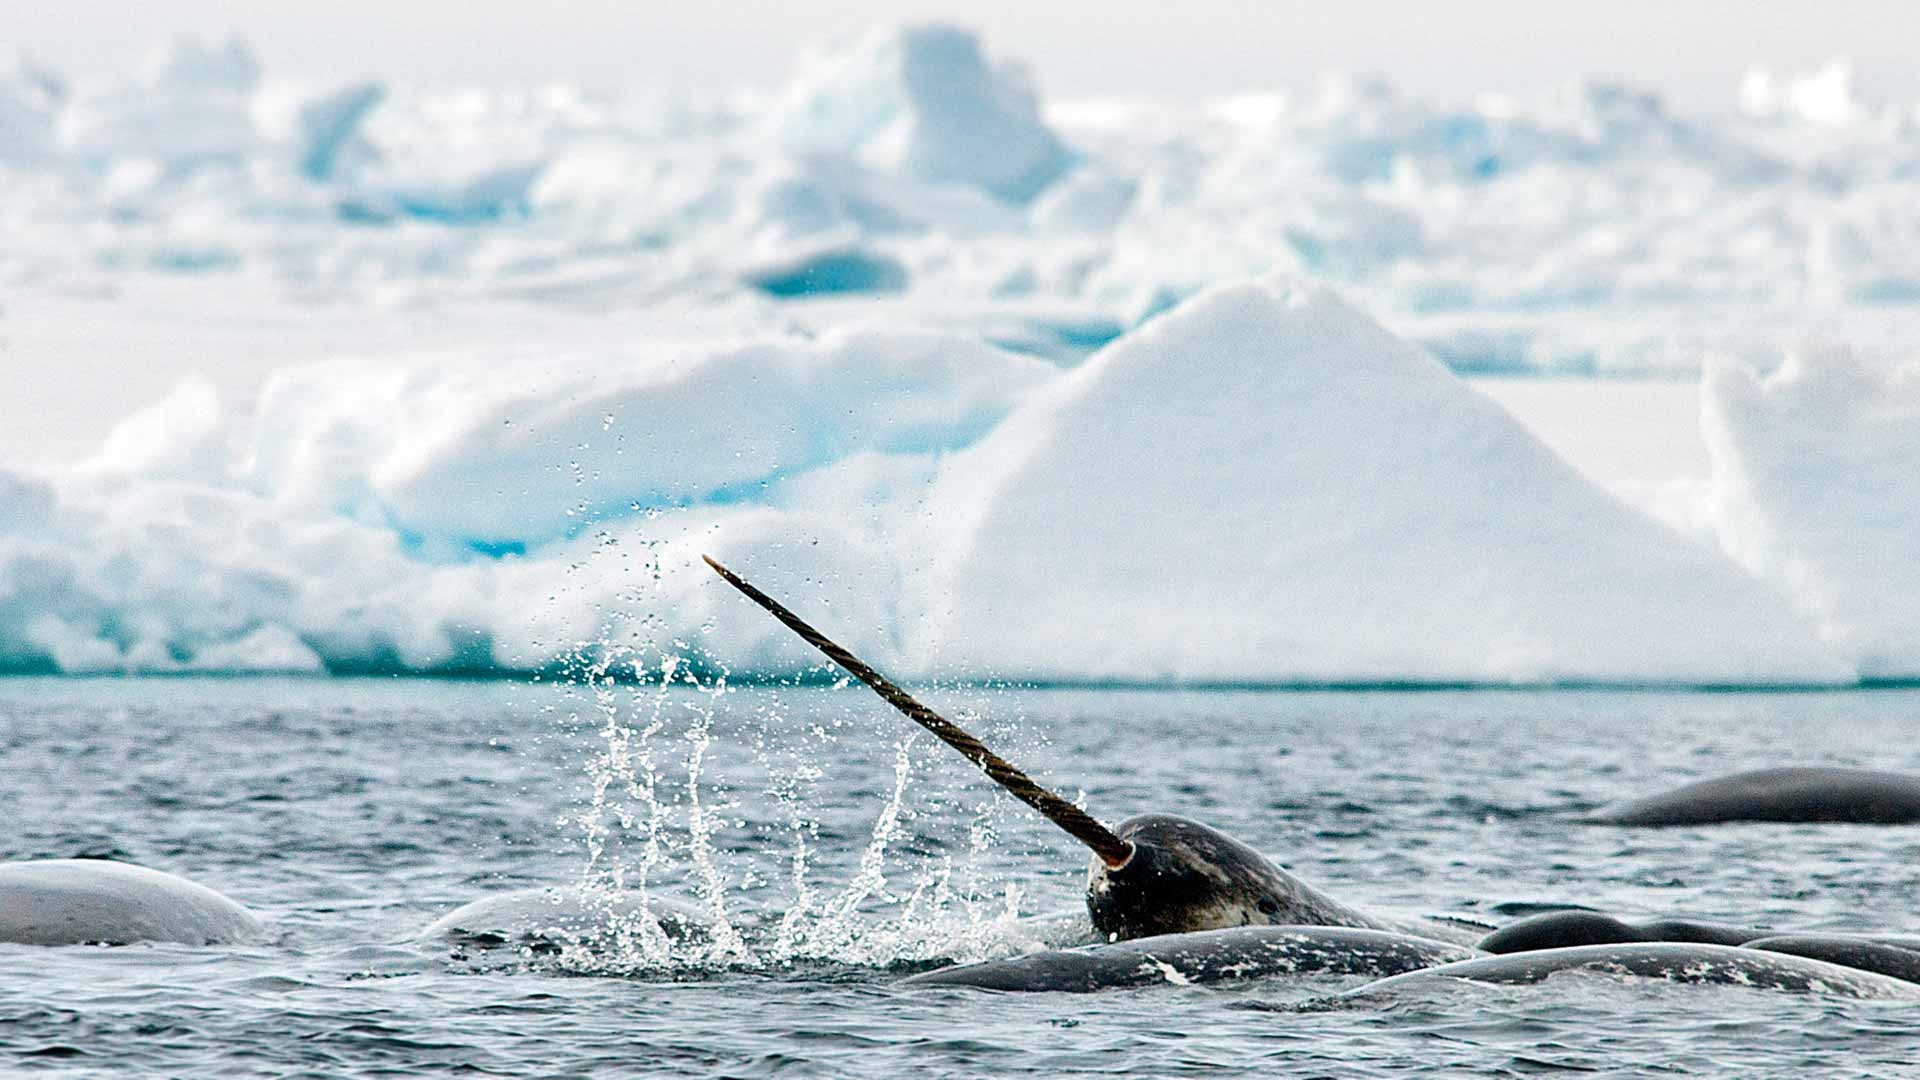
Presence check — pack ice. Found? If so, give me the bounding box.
[9,26,1920,373]
[0,278,1858,685]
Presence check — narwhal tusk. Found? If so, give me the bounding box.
[701,554,1135,870]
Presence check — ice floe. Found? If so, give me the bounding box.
[0,276,1886,685]
[923,276,1848,684]
[1703,348,1920,678]
[767,23,1070,203]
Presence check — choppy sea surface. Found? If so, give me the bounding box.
[5,676,1920,1077]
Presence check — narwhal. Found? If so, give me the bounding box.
[703,558,1920,997]
[701,555,1481,965]
[1589,766,1920,826]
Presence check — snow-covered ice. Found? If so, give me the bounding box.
[0,272,1885,686]
[5,26,1920,367]
[767,23,1070,203]
[3,22,1919,684]
[924,277,1846,685]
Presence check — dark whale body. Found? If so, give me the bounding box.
[903,926,1478,992]
[1086,814,1482,945]
[1594,767,1920,826]
[1479,913,1920,985]
[1349,943,1920,1000]
[1479,911,1769,953]
[1745,935,1920,985]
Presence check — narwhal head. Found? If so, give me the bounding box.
[1085,813,1329,941]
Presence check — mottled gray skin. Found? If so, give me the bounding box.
[1349,943,1920,1000]
[0,860,263,947]
[904,925,1479,992]
[418,886,707,951]
[1479,911,1768,953]
[1745,935,1920,985]
[1084,814,1480,945]
[1594,767,1920,826]
[1481,913,1920,986]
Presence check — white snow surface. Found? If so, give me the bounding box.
[1703,350,1920,678]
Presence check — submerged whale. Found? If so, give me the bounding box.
[1349,942,1920,1000]
[1479,911,1920,986]
[418,886,707,952]
[0,860,263,946]
[1593,767,1920,826]
[904,925,1478,992]
[703,556,1482,951]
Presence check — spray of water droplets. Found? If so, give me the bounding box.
[535,507,1056,977]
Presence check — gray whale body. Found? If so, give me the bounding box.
[1350,942,1920,1000]
[904,926,1478,992]
[1595,767,1920,826]
[0,860,263,946]
[418,886,708,952]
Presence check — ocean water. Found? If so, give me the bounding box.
[6,676,1920,1076]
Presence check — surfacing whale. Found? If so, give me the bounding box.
[703,556,1480,948]
[904,925,1478,992]
[418,886,708,953]
[1743,935,1920,985]
[1479,911,1769,953]
[1592,767,1920,826]
[1348,942,1920,1000]
[0,859,263,946]
[1478,911,1920,986]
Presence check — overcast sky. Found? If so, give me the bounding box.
[15,1,1920,113]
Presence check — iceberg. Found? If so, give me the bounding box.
[923,277,1848,685]
[767,23,1071,203]
[239,325,1051,547]
[252,81,385,181]
[1739,60,1864,127]
[1703,349,1920,678]
[61,39,263,169]
[0,66,61,165]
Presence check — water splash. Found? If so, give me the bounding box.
[532,516,1061,977]
[548,661,1055,977]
